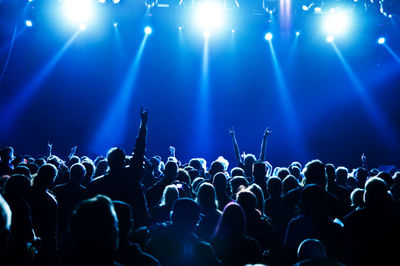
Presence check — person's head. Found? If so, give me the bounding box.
[215,202,246,239]
[67,156,81,168]
[377,172,394,188]
[0,147,14,163]
[70,195,119,259]
[354,167,368,188]
[243,154,256,169]
[192,177,205,193]
[209,160,225,177]
[277,168,290,180]
[267,176,283,198]
[170,198,201,232]
[27,162,39,176]
[177,169,191,184]
[253,162,266,178]
[290,161,302,171]
[94,159,108,176]
[5,174,31,198]
[189,158,206,176]
[300,184,328,219]
[289,165,301,180]
[236,190,257,213]
[33,163,58,190]
[297,239,327,262]
[106,147,126,171]
[335,166,348,185]
[249,183,264,213]
[350,188,365,209]
[230,167,244,178]
[303,160,327,188]
[197,182,218,210]
[325,163,336,182]
[70,163,86,185]
[160,184,179,207]
[346,176,358,190]
[13,165,31,180]
[34,158,46,167]
[113,201,133,241]
[282,175,300,195]
[164,160,178,179]
[82,160,95,179]
[229,176,248,195]
[213,172,228,192]
[364,177,391,209]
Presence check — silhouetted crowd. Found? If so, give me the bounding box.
[1,108,400,266]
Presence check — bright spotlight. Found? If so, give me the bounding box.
[25,20,33,27]
[79,24,87,30]
[314,7,322,13]
[326,35,334,43]
[113,22,118,27]
[296,31,300,36]
[195,2,225,31]
[63,0,94,25]
[265,32,273,41]
[323,9,351,35]
[232,29,235,33]
[99,0,105,3]
[144,26,152,35]
[112,0,120,3]
[378,37,386,44]
[178,26,182,30]
[203,31,210,38]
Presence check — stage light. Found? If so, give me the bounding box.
[203,31,210,38]
[232,29,235,33]
[296,31,300,36]
[113,22,118,27]
[314,7,322,13]
[378,37,386,44]
[326,35,334,43]
[63,0,94,25]
[323,9,351,36]
[112,0,120,3]
[178,26,182,30]
[79,24,87,30]
[99,0,105,3]
[302,5,309,11]
[265,32,273,41]
[144,26,152,35]
[195,2,225,31]
[25,20,33,27]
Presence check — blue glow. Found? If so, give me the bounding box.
[144,26,152,35]
[323,9,351,36]
[203,31,210,38]
[113,22,118,27]
[383,43,400,64]
[79,24,87,30]
[90,34,149,154]
[0,32,80,133]
[296,31,300,36]
[326,35,334,43]
[25,20,33,27]
[265,32,273,41]
[378,37,386,44]
[63,0,94,25]
[331,43,399,150]
[195,2,225,32]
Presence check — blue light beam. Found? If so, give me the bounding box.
[0,31,80,135]
[90,33,150,154]
[331,43,399,150]
[383,43,400,64]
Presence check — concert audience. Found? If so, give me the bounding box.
[0,108,399,265]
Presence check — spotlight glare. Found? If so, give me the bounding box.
[63,0,94,25]
[323,9,351,35]
[79,24,87,30]
[144,26,152,35]
[326,35,334,43]
[195,2,225,31]
[232,29,235,33]
[302,5,308,11]
[25,20,33,27]
[203,31,210,38]
[112,0,120,3]
[296,31,300,36]
[178,26,182,30]
[265,32,273,41]
[113,22,118,27]
[314,7,322,13]
[99,0,105,3]
[378,37,386,44]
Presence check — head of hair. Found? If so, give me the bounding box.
[27,162,39,176]
[67,156,81,168]
[325,163,336,182]
[289,165,301,179]
[164,160,178,179]
[243,154,256,167]
[197,182,217,210]
[94,159,108,177]
[346,176,358,190]
[277,167,290,180]
[192,177,205,193]
[213,172,228,192]
[106,147,126,171]
[297,239,327,262]
[33,164,57,190]
[303,160,327,188]
[335,166,348,185]
[113,200,133,240]
[364,177,391,209]
[209,160,225,177]
[267,176,283,198]
[160,185,179,207]
[189,158,206,175]
[214,202,246,240]
[282,175,300,195]
[34,158,46,167]
[350,188,365,209]
[70,195,119,257]
[13,165,31,179]
[249,183,264,213]
[229,176,248,195]
[177,169,191,184]
[170,198,201,231]
[377,172,394,188]
[252,162,266,178]
[5,174,31,198]
[70,163,86,185]
[230,167,244,178]
[236,190,257,212]
[82,160,95,178]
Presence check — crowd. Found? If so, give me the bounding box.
[1,108,400,266]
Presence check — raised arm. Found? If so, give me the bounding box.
[133,107,148,160]
[47,142,53,157]
[229,127,241,165]
[259,127,272,162]
[361,153,368,170]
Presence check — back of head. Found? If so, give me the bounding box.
[170,198,201,231]
[213,172,227,191]
[325,164,336,182]
[70,163,87,185]
[300,184,328,218]
[164,161,178,178]
[303,160,327,188]
[216,202,246,239]
[297,239,327,262]
[113,200,133,240]
[377,172,394,188]
[350,188,365,209]
[13,165,31,179]
[277,168,290,180]
[197,182,217,210]
[249,183,264,212]
[106,147,126,171]
[230,176,249,195]
[364,177,391,209]
[236,190,257,212]
[243,154,256,167]
[34,164,57,190]
[289,165,301,179]
[0,147,13,162]
[70,195,119,257]
[335,167,348,185]
[189,158,206,175]
[253,162,266,178]
[5,174,31,198]
[67,156,81,168]
[177,169,191,184]
[192,177,205,193]
[230,167,244,178]
[209,160,225,177]
[267,176,283,197]
[161,184,179,207]
[282,175,300,195]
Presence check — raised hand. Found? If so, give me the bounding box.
[68,146,77,159]
[48,142,53,156]
[263,127,272,137]
[361,153,367,164]
[228,127,235,137]
[169,146,176,157]
[140,106,148,124]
